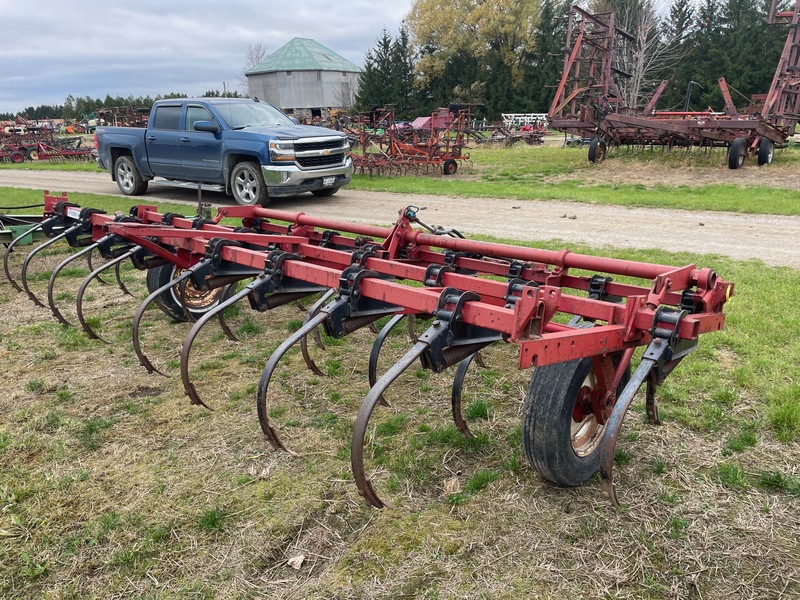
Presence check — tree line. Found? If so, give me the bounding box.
[0,90,241,122]
[355,0,792,120]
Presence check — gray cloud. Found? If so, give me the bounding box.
[0,0,411,114]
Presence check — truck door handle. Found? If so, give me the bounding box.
[180,137,190,142]
[147,136,156,141]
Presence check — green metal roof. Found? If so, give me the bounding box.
[246,38,362,75]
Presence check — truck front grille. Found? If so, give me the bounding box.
[296,154,344,168]
[295,138,345,152]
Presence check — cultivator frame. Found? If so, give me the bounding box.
[4,191,734,508]
[345,106,471,176]
[549,2,800,168]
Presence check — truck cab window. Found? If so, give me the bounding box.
[152,106,181,130]
[186,106,214,131]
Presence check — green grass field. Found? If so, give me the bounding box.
[0,148,798,598]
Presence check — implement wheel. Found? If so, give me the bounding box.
[146,264,227,321]
[522,354,630,486]
[757,138,774,166]
[9,152,24,164]
[728,137,747,170]
[588,137,606,163]
[442,159,458,175]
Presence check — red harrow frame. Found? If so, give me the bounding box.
[549,2,800,168]
[345,107,471,176]
[4,191,734,508]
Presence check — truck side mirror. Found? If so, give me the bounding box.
[194,120,220,133]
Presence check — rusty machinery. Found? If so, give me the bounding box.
[3,191,734,508]
[344,106,472,176]
[548,2,800,168]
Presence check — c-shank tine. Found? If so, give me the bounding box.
[352,340,430,509]
[217,284,242,342]
[599,358,656,507]
[181,276,271,410]
[132,261,209,377]
[3,218,53,292]
[20,223,83,308]
[645,372,660,424]
[76,249,136,342]
[257,301,343,452]
[114,260,134,297]
[299,288,336,375]
[86,247,111,286]
[368,313,408,407]
[451,353,478,439]
[47,239,107,326]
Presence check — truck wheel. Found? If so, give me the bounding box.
[231,162,269,206]
[522,354,630,487]
[311,187,339,197]
[146,264,227,321]
[115,155,148,195]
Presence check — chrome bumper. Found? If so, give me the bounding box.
[261,157,353,196]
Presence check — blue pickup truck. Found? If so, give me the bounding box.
[95,98,353,206]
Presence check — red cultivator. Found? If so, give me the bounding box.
[4,192,734,508]
[549,1,800,168]
[345,106,471,176]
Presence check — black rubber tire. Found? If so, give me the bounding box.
[9,152,24,164]
[145,264,226,321]
[587,137,606,163]
[728,137,747,170]
[114,155,148,195]
[311,187,339,197]
[442,159,458,175]
[522,355,630,486]
[231,161,269,206]
[757,138,774,166]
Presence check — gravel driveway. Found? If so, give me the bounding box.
[1,168,798,267]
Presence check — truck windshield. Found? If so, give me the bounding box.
[216,102,293,129]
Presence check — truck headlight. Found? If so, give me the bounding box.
[269,140,295,162]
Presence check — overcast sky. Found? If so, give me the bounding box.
[0,0,413,115]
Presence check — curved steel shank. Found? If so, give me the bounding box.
[76,249,138,342]
[352,339,430,509]
[131,260,210,377]
[180,276,272,409]
[20,223,83,308]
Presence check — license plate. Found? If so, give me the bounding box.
[322,177,335,187]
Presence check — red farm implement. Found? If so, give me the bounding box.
[3,191,734,508]
[549,2,800,168]
[345,106,471,176]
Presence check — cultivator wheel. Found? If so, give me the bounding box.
[522,353,630,487]
[728,138,747,169]
[146,264,227,321]
[588,137,607,163]
[758,138,775,166]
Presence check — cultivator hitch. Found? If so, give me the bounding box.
[5,191,736,509]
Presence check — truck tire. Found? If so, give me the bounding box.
[231,161,269,206]
[311,187,339,197]
[114,155,148,195]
